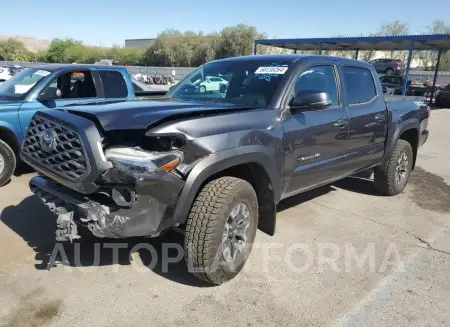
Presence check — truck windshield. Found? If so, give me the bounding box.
[166,59,295,107]
[0,68,51,100]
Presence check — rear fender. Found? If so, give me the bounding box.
[384,118,419,160]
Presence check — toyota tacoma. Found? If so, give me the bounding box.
[21,55,429,285]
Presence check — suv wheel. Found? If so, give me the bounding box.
[0,140,16,186]
[385,68,394,76]
[184,177,258,285]
[374,139,413,195]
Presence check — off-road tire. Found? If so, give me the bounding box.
[184,177,258,285]
[0,139,16,187]
[374,139,413,196]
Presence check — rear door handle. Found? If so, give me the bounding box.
[334,118,348,129]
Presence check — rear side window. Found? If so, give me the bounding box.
[342,67,377,105]
[99,71,128,98]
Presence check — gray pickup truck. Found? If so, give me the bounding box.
[21,55,429,285]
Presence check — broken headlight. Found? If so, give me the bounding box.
[104,147,183,174]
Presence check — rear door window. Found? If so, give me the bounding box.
[342,66,377,105]
[99,71,128,98]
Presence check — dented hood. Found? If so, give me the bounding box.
[59,99,256,131]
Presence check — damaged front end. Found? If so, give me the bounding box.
[30,149,185,241]
[23,111,186,241]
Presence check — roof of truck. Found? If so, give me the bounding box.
[215,54,371,66]
[30,64,125,71]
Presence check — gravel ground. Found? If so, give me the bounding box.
[0,108,449,327]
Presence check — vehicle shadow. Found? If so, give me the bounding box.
[0,196,208,287]
[276,171,378,213]
[333,172,380,196]
[13,162,35,177]
[276,185,336,213]
[1,174,378,287]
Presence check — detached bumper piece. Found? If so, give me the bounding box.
[30,175,184,240]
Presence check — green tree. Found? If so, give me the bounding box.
[107,47,143,66]
[418,20,450,71]
[0,38,33,61]
[45,38,83,63]
[376,21,410,61]
[216,24,259,59]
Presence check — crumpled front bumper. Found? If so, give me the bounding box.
[30,173,184,240]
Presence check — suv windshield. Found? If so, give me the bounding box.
[167,59,295,107]
[0,68,51,100]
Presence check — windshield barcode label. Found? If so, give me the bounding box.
[255,66,288,74]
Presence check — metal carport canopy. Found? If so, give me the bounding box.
[254,34,450,52]
[254,34,450,99]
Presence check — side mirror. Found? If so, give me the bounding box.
[291,91,331,111]
[38,88,62,101]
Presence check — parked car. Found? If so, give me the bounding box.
[379,76,437,98]
[0,67,13,82]
[369,58,405,75]
[0,64,166,186]
[380,75,411,95]
[435,84,450,107]
[8,65,25,76]
[196,76,229,92]
[22,55,429,285]
[94,59,120,65]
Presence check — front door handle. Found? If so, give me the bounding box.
[334,118,348,129]
[374,113,385,122]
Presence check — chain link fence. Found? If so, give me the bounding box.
[1,61,196,81]
[2,60,450,85]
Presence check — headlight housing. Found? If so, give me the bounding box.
[104,147,182,175]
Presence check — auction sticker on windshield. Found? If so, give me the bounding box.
[255,66,288,74]
[35,70,51,77]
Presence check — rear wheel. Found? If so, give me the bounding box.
[0,140,16,187]
[184,177,258,285]
[374,140,413,195]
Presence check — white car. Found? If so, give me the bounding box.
[197,76,228,93]
[0,67,13,82]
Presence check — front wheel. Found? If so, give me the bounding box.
[199,85,206,93]
[184,177,258,285]
[374,140,413,195]
[0,140,16,187]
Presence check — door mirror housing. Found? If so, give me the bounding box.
[290,91,332,111]
[38,88,62,101]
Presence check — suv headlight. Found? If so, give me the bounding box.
[104,147,182,174]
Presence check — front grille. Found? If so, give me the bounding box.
[22,115,88,181]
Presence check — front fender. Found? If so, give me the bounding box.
[173,145,281,224]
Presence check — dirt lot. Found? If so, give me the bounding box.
[1,109,449,327]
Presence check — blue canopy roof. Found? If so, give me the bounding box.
[255,34,450,51]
